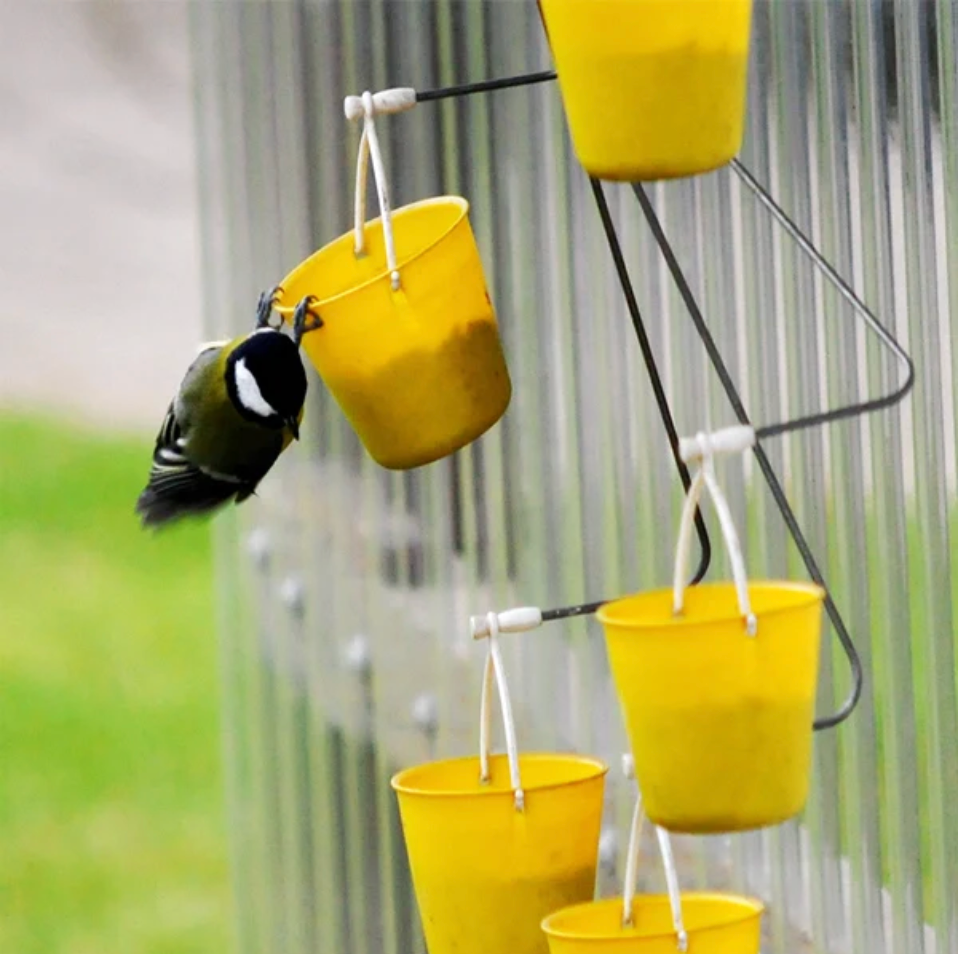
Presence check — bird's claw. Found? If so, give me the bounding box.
[292,296,323,347]
[256,285,284,329]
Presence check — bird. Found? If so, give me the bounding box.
[135,291,321,529]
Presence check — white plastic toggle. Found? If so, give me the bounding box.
[344,87,417,122]
[470,606,543,640]
[678,425,755,464]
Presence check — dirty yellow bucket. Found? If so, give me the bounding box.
[394,753,608,954]
[537,0,754,180]
[392,614,608,954]
[276,94,511,469]
[543,894,763,954]
[598,431,825,832]
[599,582,824,833]
[542,791,764,953]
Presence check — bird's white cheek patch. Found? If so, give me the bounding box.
[234,358,278,419]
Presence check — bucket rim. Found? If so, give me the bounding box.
[540,892,765,940]
[596,580,825,630]
[390,751,608,797]
[274,195,471,315]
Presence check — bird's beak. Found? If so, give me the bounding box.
[286,417,300,440]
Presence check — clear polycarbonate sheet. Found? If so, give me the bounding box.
[189,2,958,952]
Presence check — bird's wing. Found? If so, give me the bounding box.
[136,398,250,528]
[137,344,251,528]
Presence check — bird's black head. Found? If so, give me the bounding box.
[225,329,308,437]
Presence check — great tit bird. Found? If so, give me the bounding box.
[136,292,321,529]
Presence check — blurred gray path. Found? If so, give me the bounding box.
[0,1,201,432]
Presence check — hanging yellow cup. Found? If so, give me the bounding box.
[276,93,511,469]
[599,581,823,834]
[537,0,754,180]
[391,616,608,954]
[542,792,764,953]
[598,428,824,832]
[543,895,763,954]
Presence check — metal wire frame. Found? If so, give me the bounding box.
[401,69,917,730]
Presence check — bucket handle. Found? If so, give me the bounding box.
[621,784,688,952]
[478,611,525,812]
[348,90,401,291]
[673,428,758,636]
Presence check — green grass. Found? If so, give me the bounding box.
[0,412,231,954]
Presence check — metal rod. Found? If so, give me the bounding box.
[632,181,863,731]
[516,178,717,627]
[414,70,557,103]
[541,601,606,623]
[729,158,915,439]
[590,177,713,586]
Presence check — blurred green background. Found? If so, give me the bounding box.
[0,4,229,952]
[0,414,230,954]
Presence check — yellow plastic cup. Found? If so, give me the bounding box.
[598,581,824,833]
[392,753,608,954]
[537,0,754,180]
[542,893,763,954]
[275,196,511,470]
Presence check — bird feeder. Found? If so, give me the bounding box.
[537,0,754,180]
[391,614,608,954]
[542,790,764,953]
[275,90,511,469]
[597,428,824,833]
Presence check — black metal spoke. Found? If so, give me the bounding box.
[415,70,557,103]
[631,182,864,730]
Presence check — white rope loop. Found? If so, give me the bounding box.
[655,827,688,952]
[621,793,688,951]
[478,611,525,812]
[672,429,758,636]
[621,793,645,927]
[350,90,401,291]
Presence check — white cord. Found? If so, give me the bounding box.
[672,430,757,636]
[621,793,645,927]
[478,611,524,811]
[351,90,401,291]
[621,792,688,951]
[655,827,689,952]
[353,124,370,257]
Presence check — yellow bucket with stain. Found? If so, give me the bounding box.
[597,581,824,833]
[542,893,763,954]
[275,196,511,469]
[392,753,608,954]
[537,0,754,180]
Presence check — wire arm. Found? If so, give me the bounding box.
[415,70,558,103]
[589,178,712,587]
[728,158,914,439]
[483,178,717,627]
[631,182,863,731]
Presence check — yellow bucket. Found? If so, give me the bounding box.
[542,894,763,954]
[543,789,764,953]
[598,580,825,833]
[537,0,755,180]
[392,753,608,954]
[276,196,511,469]
[393,618,607,954]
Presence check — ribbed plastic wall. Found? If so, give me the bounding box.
[189,3,958,953]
